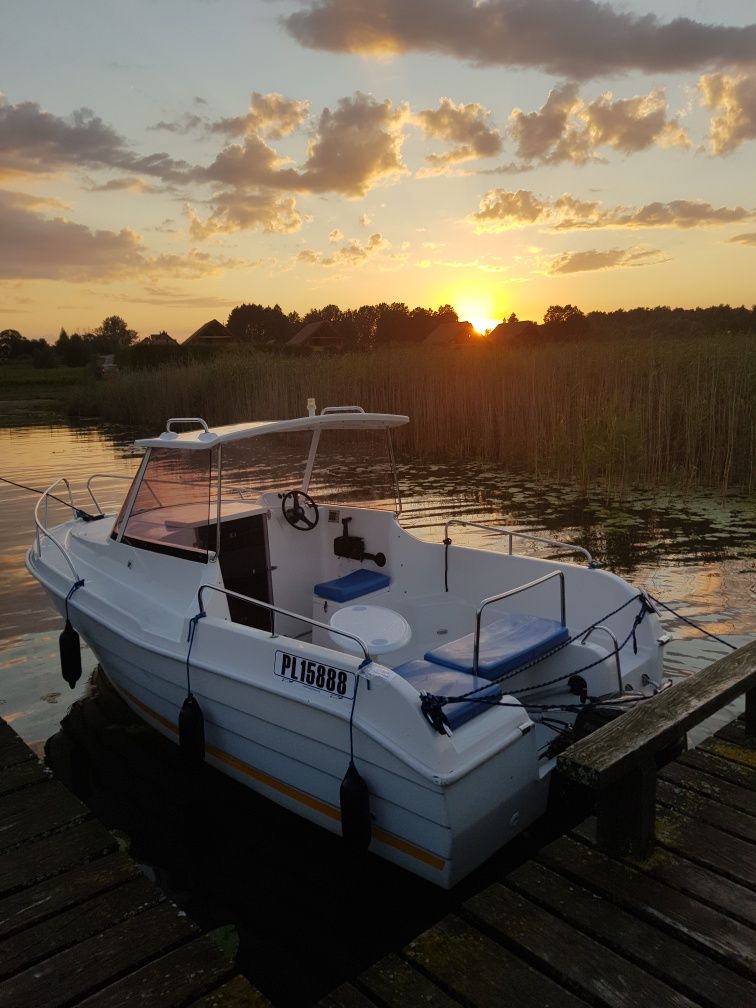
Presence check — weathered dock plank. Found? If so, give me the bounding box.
[0,777,89,852]
[0,901,195,1008]
[0,716,269,1008]
[0,818,118,897]
[464,883,699,1008]
[0,754,45,796]
[0,851,141,939]
[655,777,756,843]
[677,748,756,791]
[0,875,163,980]
[572,818,756,929]
[357,952,460,1008]
[659,760,756,817]
[75,933,237,1008]
[505,859,756,1008]
[540,833,756,977]
[190,975,274,1008]
[404,914,590,1008]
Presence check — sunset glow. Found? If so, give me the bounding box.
[2,2,755,341]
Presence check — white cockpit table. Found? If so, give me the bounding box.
[329,604,412,658]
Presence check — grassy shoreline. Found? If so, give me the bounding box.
[59,334,755,494]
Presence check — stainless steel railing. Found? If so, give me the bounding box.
[196,584,374,664]
[33,478,80,580]
[443,518,596,566]
[85,473,133,514]
[581,624,622,695]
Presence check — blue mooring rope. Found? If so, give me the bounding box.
[185,611,206,694]
[64,579,85,622]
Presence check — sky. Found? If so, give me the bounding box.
[2,0,755,340]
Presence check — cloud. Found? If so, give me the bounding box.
[282,1,756,80]
[468,188,755,232]
[299,92,408,196]
[153,92,310,140]
[508,82,585,164]
[547,246,670,274]
[187,192,303,237]
[297,232,388,267]
[359,213,371,227]
[415,97,502,174]
[727,232,756,245]
[119,288,239,308]
[328,228,343,241]
[699,70,756,154]
[469,189,551,230]
[196,92,407,200]
[0,188,144,280]
[507,83,688,167]
[0,97,190,182]
[208,92,310,140]
[83,175,163,193]
[0,189,242,281]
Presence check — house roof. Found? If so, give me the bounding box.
[287,320,340,346]
[184,319,230,344]
[424,321,475,345]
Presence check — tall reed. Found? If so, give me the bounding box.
[78,334,755,492]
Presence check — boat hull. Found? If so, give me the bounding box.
[46,586,547,888]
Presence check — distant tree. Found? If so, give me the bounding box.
[227,303,293,343]
[507,312,519,324]
[0,329,25,360]
[32,342,57,369]
[435,304,459,324]
[542,304,587,340]
[92,315,137,353]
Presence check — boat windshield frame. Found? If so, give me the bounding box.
[115,409,407,559]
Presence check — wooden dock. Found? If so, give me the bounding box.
[0,717,270,1008]
[320,648,756,1008]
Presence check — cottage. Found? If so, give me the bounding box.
[287,321,343,352]
[184,319,232,347]
[423,321,476,346]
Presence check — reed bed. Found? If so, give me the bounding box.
[79,334,755,493]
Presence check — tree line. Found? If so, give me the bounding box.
[3,302,755,369]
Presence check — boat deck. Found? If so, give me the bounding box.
[320,712,756,1008]
[0,717,270,1008]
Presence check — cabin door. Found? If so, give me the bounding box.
[213,515,273,632]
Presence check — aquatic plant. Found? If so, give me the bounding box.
[70,334,755,493]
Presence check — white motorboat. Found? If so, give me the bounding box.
[27,404,667,887]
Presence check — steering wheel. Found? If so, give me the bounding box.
[281,490,319,531]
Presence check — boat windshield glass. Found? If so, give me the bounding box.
[221,428,398,510]
[113,448,214,562]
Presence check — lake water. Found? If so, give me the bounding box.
[1,413,754,1004]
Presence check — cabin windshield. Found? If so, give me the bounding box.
[221,427,399,510]
[112,448,215,562]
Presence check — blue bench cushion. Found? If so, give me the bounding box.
[394,660,502,730]
[424,613,569,680]
[314,569,391,603]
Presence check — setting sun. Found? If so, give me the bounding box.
[453,295,501,335]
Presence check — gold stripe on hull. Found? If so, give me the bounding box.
[116,681,446,874]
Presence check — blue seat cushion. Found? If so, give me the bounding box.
[394,660,502,730]
[424,613,569,680]
[314,569,391,603]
